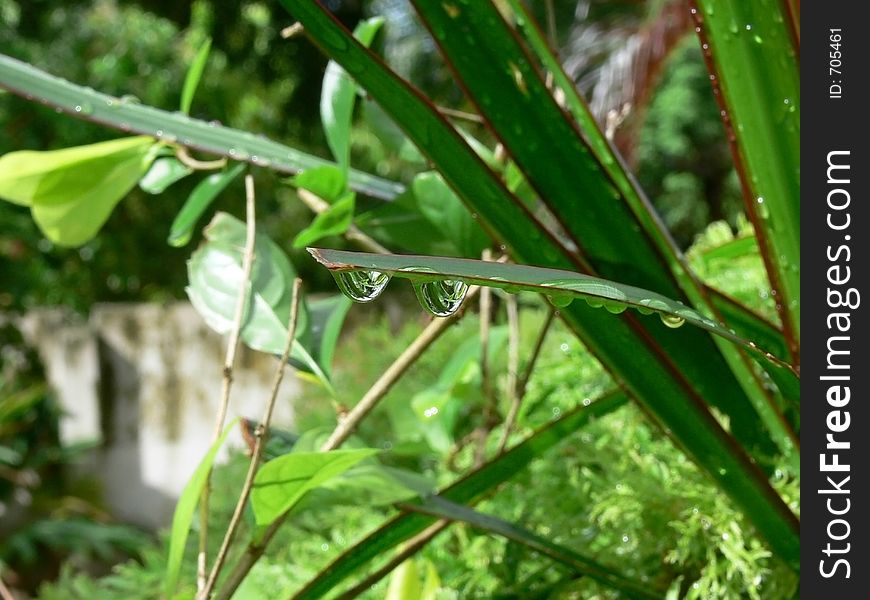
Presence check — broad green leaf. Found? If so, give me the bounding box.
[281,2,799,569]
[0,136,157,246]
[180,37,211,115]
[413,172,489,258]
[293,390,628,598]
[695,0,800,352]
[292,192,355,248]
[294,294,352,378]
[320,17,384,170]
[140,156,193,194]
[309,248,794,372]
[405,496,663,600]
[0,54,403,201]
[164,418,237,599]
[385,559,422,600]
[291,166,346,203]
[185,213,333,391]
[296,464,435,511]
[251,449,379,526]
[168,162,245,247]
[363,98,426,165]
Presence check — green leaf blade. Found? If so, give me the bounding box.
[168,162,245,247]
[180,37,212,115]
[251,448,379,526]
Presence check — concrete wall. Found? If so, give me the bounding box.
[17,302,299,530]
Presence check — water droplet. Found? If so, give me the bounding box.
[546,293,573,308]
[585,297,605,309]
[423,406,439,418]
[414,279,468,317]
[721,532,730,540]
[660,314,685,329]
[621,534,630,543]
[745,24,752,30]
[155,129,164,138]
[756,196,770,219]
[635,305,654,315]
[333,270,391,303]
[718,467,728,476]
[604,300,627,314]
[729,21,739,34]
[74,102,93,115]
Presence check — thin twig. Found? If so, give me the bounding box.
[544,0,558,50]
[0,576,15,600]
[297,188,390,254]
[517,309,555,400]
[199,279,304,599]
[436,105,485,124]
[214,288,481,600]
[479,250,493,404]
[197,174,257,592]
[332,520,451,600]
[176,146,227,171]
[321,285,481,451]
[496,294,521,453]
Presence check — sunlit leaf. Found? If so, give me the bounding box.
[164,418,237,599]
[180,37,211,115]
[251,449,379,526]
[0,136,157,246]
[413,172,489,258]
[292,192,355,248]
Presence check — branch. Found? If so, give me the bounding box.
[199,279,304,599]
[497,293,521,453]
[197,173,257,592]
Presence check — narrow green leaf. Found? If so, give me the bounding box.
[140,156,193,194]
[168,162,245,247]
[0,136,157,246]
[309,248,795,373]
[180,37,211,115]
[293,390,628,598]
[292,192,355,248]
[404,496,663,600]
[291,166,347,203]
[186,212,333,391]
[164,418,237,598]
[296,464,435,511]
[320,17,384,170]
[0,54,403,201]
[251,449,379,526]
[295,294,352,377]
[413,172,489,258]
[694,0,801,352]
[354,190,454,256]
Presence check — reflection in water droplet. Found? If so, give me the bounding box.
[333,270,391,303]
[414,279,468,317]
[660,314,685,328]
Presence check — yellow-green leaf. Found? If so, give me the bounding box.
[0,136,157,246]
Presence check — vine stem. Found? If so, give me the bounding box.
[199,279,304,599]
[197,173,257,592]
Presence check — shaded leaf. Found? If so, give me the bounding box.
[185,212,333,391]
[292,166,347,203]
[413,172,489,258]
[140,156,193,194]
[294,294,353,378]
[168,162,245,247]
[320,17,384,170]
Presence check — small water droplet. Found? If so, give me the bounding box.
[660,314,685,329]
[718,467,728,476]
[74,102,93,115]
[585,297,605,309]
[333,270,391,303]
[547,293,573,308]
[621,534,630,543]
[423,407,439,418]
[745,24,752,30]
[414,279,468,317]
[604,300,626,314]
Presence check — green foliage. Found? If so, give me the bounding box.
[167,163,245,247]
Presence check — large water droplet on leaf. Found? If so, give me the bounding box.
[414,279,468,317]
[546,293,573,308]
[333,270,391,303]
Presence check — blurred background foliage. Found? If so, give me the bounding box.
[1,0,780,597]
[1,0,740,312]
